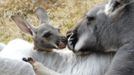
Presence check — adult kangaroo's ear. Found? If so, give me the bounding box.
[11,15,36,36]
[105,0,127,17]
[35,7,49,24]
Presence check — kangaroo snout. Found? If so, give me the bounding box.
[56,36,67,49]
[66,30,78,51]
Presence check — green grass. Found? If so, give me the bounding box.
[0,0,106,43]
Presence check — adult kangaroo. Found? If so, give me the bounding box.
[68,0,134,75]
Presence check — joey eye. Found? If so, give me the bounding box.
[43,32,51,38]
[57,28,61,32]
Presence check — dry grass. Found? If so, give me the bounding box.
[0,0,106,43]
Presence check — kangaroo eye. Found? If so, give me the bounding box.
[43,32,51,38]
[114,1,121,8]
[87,16,95,25]
[87,16,95,21]
[57,28,61,32]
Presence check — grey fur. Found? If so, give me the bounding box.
[0,39,113,75]
[67,0,134,75]
[11,7,66,52]
[0,6,114,75]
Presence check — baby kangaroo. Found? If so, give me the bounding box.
[11,7,67,52]
[0,7,67,75]
[0,7,67,60]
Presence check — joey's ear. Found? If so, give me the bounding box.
[35,7,49,24]
[11,15,36,36]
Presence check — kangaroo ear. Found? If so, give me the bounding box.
[35,7,49,24]
[104,0,127,17]
[11,15,36,36]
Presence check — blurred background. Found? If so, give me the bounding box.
[0,0,107,43]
